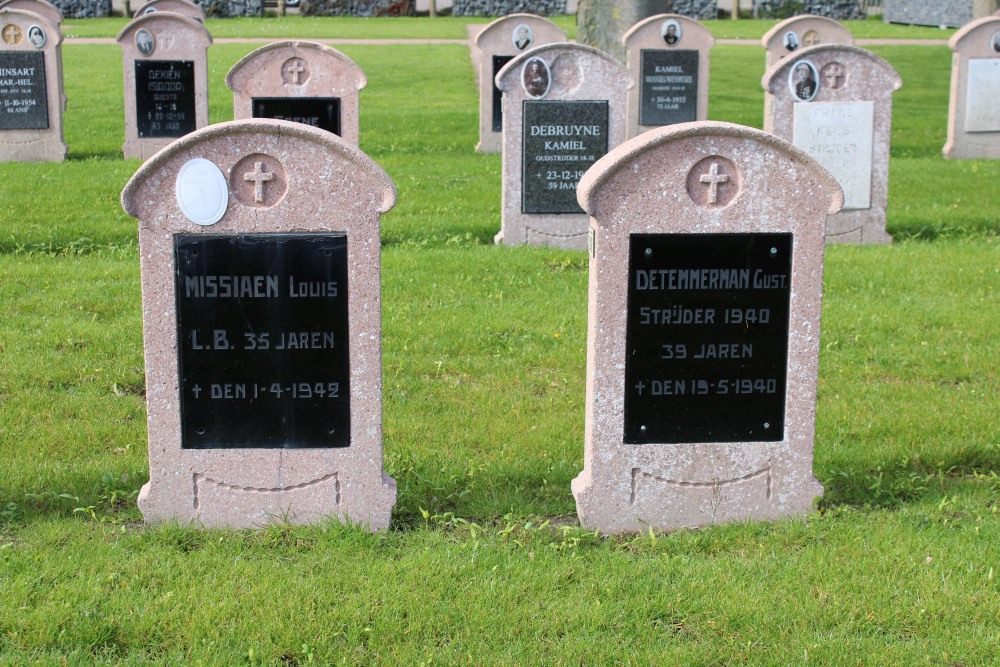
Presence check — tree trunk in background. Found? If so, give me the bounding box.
[577,0,672,63]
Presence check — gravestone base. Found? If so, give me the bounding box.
[826,209,892,244]
[0,131,66,162]
[137,461,396,530]
[572,447,823,533]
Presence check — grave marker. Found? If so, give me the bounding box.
[121,119,397,530]
[136,0,207,22]
[226,41,365,145]
[944,16,1000,159]
[0,0,61,26]
[495,43,627,249]
[572,122,842,534]
[763,45,900,244]
[474,13,565,154]
[761,15,854,69]
[0,8,64,161]
[117,12,211,160]
[622,14,715,139]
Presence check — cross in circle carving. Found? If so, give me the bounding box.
[285,60,306,84]
[2,24,22,45]
[244,162,274,203]
[699,162,729,204]
[824,63,845,89]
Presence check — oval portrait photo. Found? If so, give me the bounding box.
[783,30,799,51]
[27,25,45,49]
[521,56,551,99]
[135,28,156,57]
[512,23,534,51]
[992,30,1000,53]
[789,59,819,102]
[661,20,682,46]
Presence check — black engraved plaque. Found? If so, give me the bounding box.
[522,100,609,214]
[175,234,351,449]
[135,60,196,139]
[491,55,514,132]
[639,49,698,127]
[253,97,341,136]
[0,52,48,130]
[624,233,792,444]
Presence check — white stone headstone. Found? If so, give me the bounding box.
[793,101,874,210]
[964,58,1000,132]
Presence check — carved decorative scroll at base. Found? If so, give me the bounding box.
[192,473,341,525]
[631,465,773,525]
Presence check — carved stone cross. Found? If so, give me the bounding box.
[285,60,306,85]
[699,162,729,204]
[2,24,22,45]
[243,161,273,203]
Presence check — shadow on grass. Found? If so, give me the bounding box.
[819,445,1000,510]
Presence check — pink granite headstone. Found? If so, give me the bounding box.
[0,0,61,26]
[136,0,207,22]
[116,12,211,160]
[763,45,900,244]
[495,43,628,250]
[944,16,1000,159]
[226,41,365,146]
[0,8,64,161]
[572,121,842,534]
[622,14,715,139]
[121,119,397,530]
[761,15,854,69]
[474,13,565,153]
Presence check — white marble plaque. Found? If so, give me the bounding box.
[965,59,1000,133]
[793,101,873,210]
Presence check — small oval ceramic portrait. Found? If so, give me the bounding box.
[783,30,799,51]
[512,23,534,51]
[992,30,1000,53]
[135,28,156,56]
[661,20,682,46]
[27,25,45,49]
[521,56,551,99]
[143,5,158,14]
[789,60,819,102]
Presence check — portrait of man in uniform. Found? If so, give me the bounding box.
[521,57,550,99]
[789,61,818,102]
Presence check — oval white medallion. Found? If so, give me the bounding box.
[175,158,228,226]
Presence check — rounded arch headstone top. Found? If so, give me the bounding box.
[0,8,65,161]
[226,41,367,145]
[474,13,567,154]
[761,14,855,69]
[621,13,716,138]
[573,121,841,534]
[494,42,629,250]
[122,119,397,530]
[945,16,1000,158]
[116,11,213,159]
[762,44,901,244]
[0,0,62,26]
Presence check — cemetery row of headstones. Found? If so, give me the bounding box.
[3,5,997,532]
[4,4,1000,243]
[484,13,902,247]
[122,116,841,534]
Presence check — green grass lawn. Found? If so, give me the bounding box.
[0,22,997,665]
